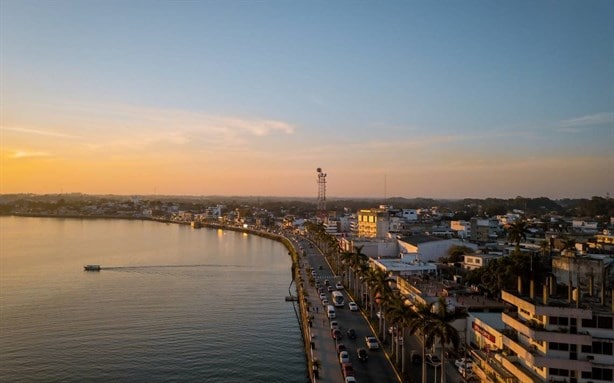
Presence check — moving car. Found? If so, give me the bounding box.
[347,328,356,339]
[319,293,326,300]
[426,354,441,365]
[365,336,379,350]
[335,282,344,290]
[357,348,368,362]
[348,301,358,311]
[339,350,350,364]
[344,377,357,383]
[330,320,339,330]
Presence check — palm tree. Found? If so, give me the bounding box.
[424,297,467,383]
[339,250,353,286]
[354,258,369,300]
[406,301,437,383]
[349,246,368,294]
[369,268,393,339]
[385,292,415,371]
[506,220,530,254]
[362,268,379,316]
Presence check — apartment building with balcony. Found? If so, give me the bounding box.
[498,285,614,383]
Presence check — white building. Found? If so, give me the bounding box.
[451,220,471,239]
[463,253,501,271]
[397,235,478,263]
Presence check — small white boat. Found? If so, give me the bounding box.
[84,265,101,271]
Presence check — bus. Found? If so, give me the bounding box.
[331,291,345,307]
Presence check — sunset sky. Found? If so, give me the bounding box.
[1,1,612,199]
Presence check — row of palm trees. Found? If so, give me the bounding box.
[336,244,467,383]
[305,223,467,383]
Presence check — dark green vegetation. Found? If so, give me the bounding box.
[1,193,613,218]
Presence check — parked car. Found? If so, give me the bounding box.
[344,377,357,383]
[339,350,350,364]
[357,348,368,362]
[347,328,356,339]
[322,298,329,306]
[311,270,316,276]
[365,336,379,350]
[341,363,355,378]
[330,320,339,330]
[335,282,344,290]
[348,301,358,311]
[455,358,473,369]
[324,279,330,286]
[327,286,334,292]
[337,343,347,354]
[319,293,326,300]
[331,329,342,340]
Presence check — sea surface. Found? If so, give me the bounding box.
[0,216,307,382]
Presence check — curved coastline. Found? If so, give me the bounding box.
[7,213,313,382]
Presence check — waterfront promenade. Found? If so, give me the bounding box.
[293,237,344,383]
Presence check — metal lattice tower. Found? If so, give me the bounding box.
[316,167,327,217]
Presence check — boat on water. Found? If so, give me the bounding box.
[84,265,101,271]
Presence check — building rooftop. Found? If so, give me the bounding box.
[399,234,443,245]
[471,312,505,330]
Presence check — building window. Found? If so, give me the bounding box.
[550,316,568,326]
[582,316,596,328]
[590,341,613,355]
[550,368,570,377]
[584,367,614,381]
[550,342,569,351]
[597,315,613,329]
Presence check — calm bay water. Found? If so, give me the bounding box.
[0,216,306,382]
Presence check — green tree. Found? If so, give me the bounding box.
[424,297,467,383]
[406,301,437,383]
[385,292,415,372]
[506,220,530,254]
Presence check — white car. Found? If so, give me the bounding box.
[339,350,350,364]
[365,336,379,350]
[345,377,357,383]
[322,299,329,306]
[330,320,339,330]
[348,302,358,311]
[335,282,344,290]
[455,358,473,369]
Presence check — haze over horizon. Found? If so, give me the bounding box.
[1,1,613,199]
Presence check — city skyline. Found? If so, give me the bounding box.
[1,1,613,199]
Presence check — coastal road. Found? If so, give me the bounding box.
[299,238,400,383]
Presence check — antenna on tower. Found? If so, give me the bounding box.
[316,167,327,221]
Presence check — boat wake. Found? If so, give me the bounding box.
[101,264,248,270]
